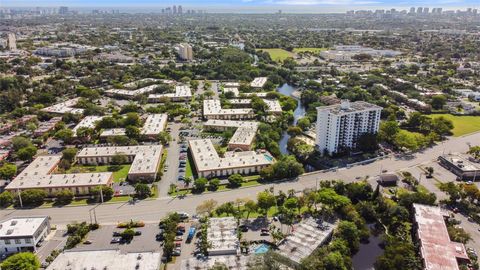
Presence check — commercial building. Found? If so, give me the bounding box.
[413,204,470,270]
[204,120,259,151]
[178,43,193,61]
[47,250,161,270]
[189,139,274,178]
[207,217,239,256]
[5,155,113,196]
[41,98,84,114]
[148,85,192,102]
[250,77,268,88]
[77,145,163,182]
[7,33,16,51]
[0,216,50,255]
[315,100,382,155]
[320,45,401,62]
[438,154,480,181]
[34,44,91,57]
[276,218,335,265]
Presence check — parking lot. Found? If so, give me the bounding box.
[36,230,68,262]
[74,224,163,253]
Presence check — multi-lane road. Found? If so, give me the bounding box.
[1,132,479,228]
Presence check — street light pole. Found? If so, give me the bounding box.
[100,186,104,203]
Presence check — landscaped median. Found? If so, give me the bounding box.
[168,175,262,197]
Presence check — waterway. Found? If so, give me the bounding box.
[352,230,384,270]
[277,83,306,154]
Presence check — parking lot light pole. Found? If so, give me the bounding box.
[16,189,23,208]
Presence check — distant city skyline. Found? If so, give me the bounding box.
[2,0,480,13]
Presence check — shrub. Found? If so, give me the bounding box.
[17,189,47,207]
[55,190,74,205]
[0,192,14,208]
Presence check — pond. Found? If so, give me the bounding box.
[277,83,306,154]
[352,229,384,270]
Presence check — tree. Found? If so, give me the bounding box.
[91,186,114,201]
[55,190,74,205]
[111,153,128,165]
[284,197,299,212]
[0,191,14,207]
[54,129,74,143]
[196,199,218,216]
[135,183,151,198]
[260,155,304,180]
[425,166,434,178]
[244,200,257,219]
[158,131,172,145]
[375,237,421,270]
[317,188,351,210]
[430,95,447,110]
[18,189,47,206]
[335,221,360,253]
[228,174,243,187]
[378,121,399,142]
[297,117,311,131]
[393,130,420,151]
[123,112,141,127]
[439,182,461,202]
[356,133,379,152]
[287,126,303,136]
[194,178,208,192]
[257,191,276,215]
[1,252,40,270]
[12,136,32,151]
[0,163,17,179]
[17,145,37,161]
[121,228,135,243]
[62,148,78,162]
[125,125,140,139]
[209,178,220,191]
[468,146,480,159]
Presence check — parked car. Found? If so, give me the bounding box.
[112,231,121,237]
[177,212,189,220]
[135,231,142,236]
[83,240,92,244]
[175,236,183,241]
[260,229,270,236]
[111,237,121,244]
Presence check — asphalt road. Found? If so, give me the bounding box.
[1,132,479,227]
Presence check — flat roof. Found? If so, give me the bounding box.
[46,250,161,270]
[100,128,126,137]
[224,87,239,96]
[72,116,103,136]
[229,127,257,146]
[105,84,159,97]
[414,204,469,270]
[0,216,49,238]
[250,77,268,88]
[204,119,259,147]
[316,100,382,116]
[188,139,273,172]
[140,114,167,136]
[181,255,251,270]
[78,145,163,175]
[5,155,112,190]
[148,85,192,100]
[41,98,84,114]
[276,218,335,264]
[441,154,480,172]
[228,99,282,113]
[208,217,239,254]
[204,119,259,130]
[203,99,253,116]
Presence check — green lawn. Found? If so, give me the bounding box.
[256,48,294,62]
[430,114,480,137]
[185,154,194,178]
[66,165,131,182]
[293,47,328,53]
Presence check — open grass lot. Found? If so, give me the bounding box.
[256,48,294,62]
[66,164,131,182]
[293,47,328,53]
[430,114,480,137]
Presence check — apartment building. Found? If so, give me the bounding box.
[203,119,259,151]
[188,139,274,178]
[315,100,382,155]
[77,145,163,182]
[178,43,193,61]
[0,216,51,255]
[148,85,192,102]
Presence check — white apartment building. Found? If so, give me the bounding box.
[178,43,193,61]
[0,216,50,255]
[316,100,382,155]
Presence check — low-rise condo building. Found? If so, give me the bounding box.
[0,216,51,255]
[148,85,192,102]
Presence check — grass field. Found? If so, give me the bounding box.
[293,47,328,53]
[67,164,131,182]
[430,114,480,137]
[256,48,294,62]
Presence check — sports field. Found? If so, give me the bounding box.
[256,48,294,62]
[430,114,480,137]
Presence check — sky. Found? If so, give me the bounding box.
[3,0,480,13]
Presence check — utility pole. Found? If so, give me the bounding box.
[100,186,104,203]
[17,189,23,208]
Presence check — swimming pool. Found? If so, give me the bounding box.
[264,155,273,162]
[254,243,270,254]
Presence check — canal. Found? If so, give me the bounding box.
[277,83,306,154]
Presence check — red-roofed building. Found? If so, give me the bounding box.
[413,204,470,270]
